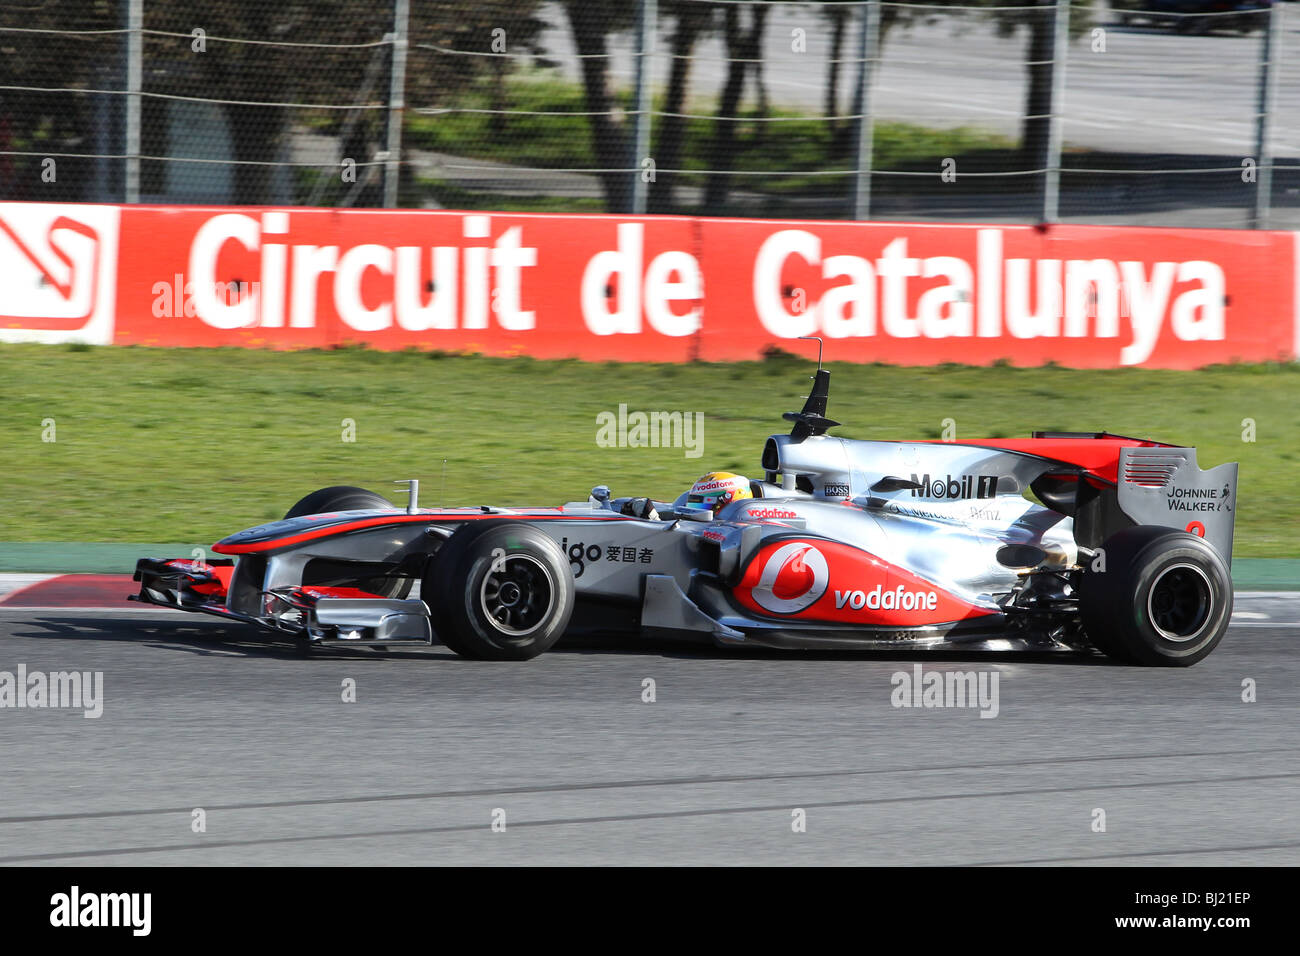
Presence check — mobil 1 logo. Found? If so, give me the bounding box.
[910,473,998,500]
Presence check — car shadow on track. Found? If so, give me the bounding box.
[556,632,1114,667]
[10,613,1115,667]
[9,615,460,662]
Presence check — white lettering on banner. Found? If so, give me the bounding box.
[394,246,457,330]
[188,213,259,329]
[291,244,337,328]
[187,213,538,333]
[1120,260,1176,366]
[492,226,539,331]
[978,227,1001,337]
[820,254,874,338]
[580,222,702,336]
[464,243,488,329]
[1170,260,1225,343]
[171,212,1236,359]
[1006,257,1061,338]
[260,211,288,327]
[336,243,393,332]
[919,255,973,338]
[643,249,702,337]
[1064,259,1120,338]
[583,222,642,335]
[749,227,1226,365]
[755,229,818,337]
[879,237,921,338]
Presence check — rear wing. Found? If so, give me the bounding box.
[1115,446,1238,566]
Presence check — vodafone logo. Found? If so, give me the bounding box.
[745,507,799,520]
[835,585,938,612]
[751,542,829,614]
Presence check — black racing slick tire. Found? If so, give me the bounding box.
[1078,526,1232,667]
[284,485,395,519]
[284,485,411,599]
[425,522,574,661]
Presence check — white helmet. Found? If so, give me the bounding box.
[683,472,753,515]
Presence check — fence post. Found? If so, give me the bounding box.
[124,0,142,203]
[1252,2,1280,229]
[1043,0,1069,223]
[632,0,657,215]
[383,0,410,209]
[851,0,881,221]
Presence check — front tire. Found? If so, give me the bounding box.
[284,485,411,599]
[425,522,574,660]
[285,485,395,519]
[1079,526,1232,666]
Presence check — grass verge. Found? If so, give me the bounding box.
[0,344,1295,556]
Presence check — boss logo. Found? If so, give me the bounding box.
[823,483,850,498]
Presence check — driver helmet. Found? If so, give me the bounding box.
[684,472,752,515]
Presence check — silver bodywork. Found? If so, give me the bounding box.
[133,371,1237,657]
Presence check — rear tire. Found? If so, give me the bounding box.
[284,485,411,599]
[425,522,574,660]
[1079,526,1232,666]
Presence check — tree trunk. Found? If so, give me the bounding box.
[224,102,289,204]
[748,4,770,147]
[825,7,847,126]
[649,6,705,214]
[1020,1,1056,208]
[703,5,748,211]
[564,2,631,213]
[489,58,507,136]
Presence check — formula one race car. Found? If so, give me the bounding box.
[134,362,1238,666]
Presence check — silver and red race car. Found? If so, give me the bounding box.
[134,363,1238,666]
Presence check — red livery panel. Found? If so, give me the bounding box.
[733,537,997,626]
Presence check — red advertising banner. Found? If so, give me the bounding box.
[112,206,702,361]
[2,201,1296,368]
[697,218,1297,367]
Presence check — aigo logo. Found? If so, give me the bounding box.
[751,542,829,614]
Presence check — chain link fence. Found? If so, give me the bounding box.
[2,0,1296,227]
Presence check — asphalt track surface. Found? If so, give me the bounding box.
[0,589,1296,866]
